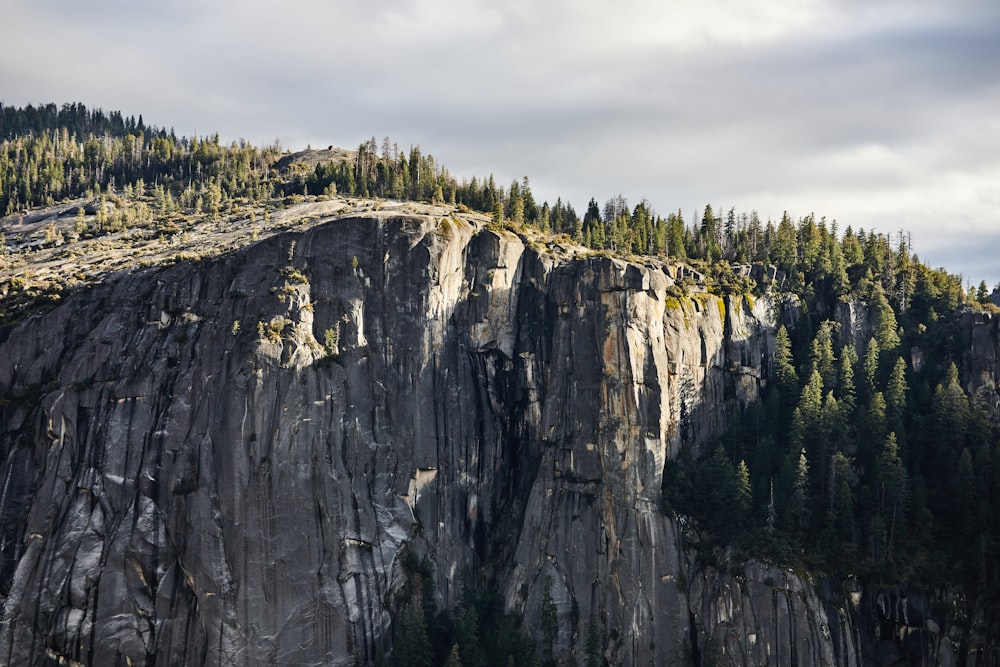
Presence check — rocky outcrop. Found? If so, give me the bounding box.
[0,213,989,665]
[963,309,1000,418]
[688,563,860,667]
[835,298,872,356]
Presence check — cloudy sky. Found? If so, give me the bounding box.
[4,0,999,286]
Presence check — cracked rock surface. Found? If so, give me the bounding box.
[3,212,987,665]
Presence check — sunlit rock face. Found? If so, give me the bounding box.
[5,213,992,666]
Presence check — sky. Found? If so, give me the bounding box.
[3,0,999,287]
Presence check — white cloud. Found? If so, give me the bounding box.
[2,0,999,285]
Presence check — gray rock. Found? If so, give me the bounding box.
[0,213,996,666]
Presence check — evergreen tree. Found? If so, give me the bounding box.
[862,337,880,401]
[838,346,858,412]
[699,203,721,260]
[774,325,798,411]
[808,322,838,391]
[929,363,970,458]
[885,357,908,442]
[831,452,857,558]
[582,198,603,248]
[445,644,464,667]
[507,179,524,225]
[392,604,434,667]
[953,448,977,543]
[696,448,752,541]
[975,280,990,305]
[773,212,798,271]
[766,480,778,537]
[819,391,846,501]
[870,284,901,352]
[877,432,909,562]
[864,392,888,454]
[829,233,851,296]
[455,595,486,667]
[920,362,972,515]
[791,369,823,457]
[737,459,752,514]
[792,449,811,536]
[799,213,825,277]
[491,196,505,226]
[666,211,686,259]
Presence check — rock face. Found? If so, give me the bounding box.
[963,308,1000,418]
[0,213,988,665]
[688,563,859,667]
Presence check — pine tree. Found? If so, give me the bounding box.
[929,363,970,457]
[737,459,752,512]
[885,357,908,441]
[491,196,504,227]
[774,325,798,410]
[829,235,851,296]
[792,449,811,535]
[507,179,524,225]
[838,346,857,412]
[391,604,434,667]
[877,432,908,561]
[666,210,686,259]
[445,644,464,667]
[862,337,880,401]
[791,369,824,457]
[870,284,901,352]
[800,213,825,277]
[773,211,798,271]
[834,474,857,559]
[819,391,845,501]
[865,392,888,452]
[766,480,778,536]
[521,176,537,223]
[697,448,750,541]
[830,452,857,548]
[976,280,990,305]
[454,591,485,667]
[808,322,838,391]
[699,203,721,260]
[952,448,977,543]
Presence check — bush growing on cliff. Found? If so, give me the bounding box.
[323,324,339,356]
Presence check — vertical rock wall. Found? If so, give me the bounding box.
[0,214,882,665]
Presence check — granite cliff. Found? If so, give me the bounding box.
[0,209,997,665]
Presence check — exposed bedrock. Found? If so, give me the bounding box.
[0,214,996,665]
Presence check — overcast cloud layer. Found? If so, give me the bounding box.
[4,0,999,286]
